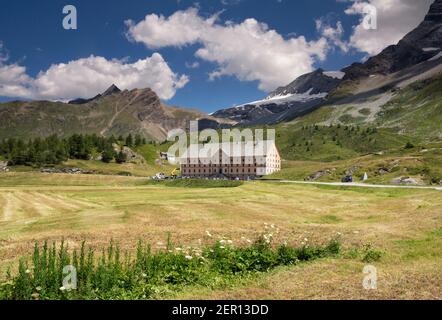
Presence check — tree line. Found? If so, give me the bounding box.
[0,134,148,167]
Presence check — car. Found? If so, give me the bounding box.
[341,175,353,183]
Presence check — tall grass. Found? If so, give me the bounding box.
[0,236,340,300]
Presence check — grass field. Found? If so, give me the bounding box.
[0,172,440,299]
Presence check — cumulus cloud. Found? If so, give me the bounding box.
[345,0,434,56]
[315,18,348,53]
[126,8,328,92]
[0,53,188,100]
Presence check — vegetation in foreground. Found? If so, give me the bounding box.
[0,174,440,299]
[0,235,340,300]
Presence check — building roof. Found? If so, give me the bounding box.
[180,141,278,160]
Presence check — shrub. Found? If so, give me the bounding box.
[0,237,341,300]
[361,244,383,263]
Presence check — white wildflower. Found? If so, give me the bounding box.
[205,231,212,237]
[185,255,193,260]
[59,286,66,291]
[25,269,31,274]
[35,286,42,291]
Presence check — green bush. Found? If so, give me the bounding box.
[0,237,341,300]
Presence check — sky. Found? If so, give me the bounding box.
[0,0,434,113]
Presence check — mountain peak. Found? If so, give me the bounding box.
[343,0,442,80]
[102,84,121,97]
[266,68,341,99]
[68,84,122,104]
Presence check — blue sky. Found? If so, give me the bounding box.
[0,0,433,112]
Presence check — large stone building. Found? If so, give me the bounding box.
[180,141,281,179]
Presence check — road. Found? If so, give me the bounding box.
[266,180,442,191]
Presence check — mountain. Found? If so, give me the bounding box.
[68,84,122,105]
[0,86,228,141]
[342,0,441,80]
[213,0,442,131]
[212,69,343,125]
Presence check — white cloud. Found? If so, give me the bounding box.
[0,53,188,101]
[185,61,200,69]
[345,0,434,56]
[315,19,348,53]
[126,8,328,92]
[0,63,34,98]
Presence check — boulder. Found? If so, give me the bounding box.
[112,144,146,164]
[0,161,9,172]
[391,176,419,185]
[305,168,336,181]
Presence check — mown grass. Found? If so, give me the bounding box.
[146,179,243,188]
[0,236,340,300]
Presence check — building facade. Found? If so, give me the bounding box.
[179,141,281,179]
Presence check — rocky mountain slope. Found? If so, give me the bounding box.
[214,0,442,132]
[0,85,227,141]
[342,0,442,80]
[212,69,343,125]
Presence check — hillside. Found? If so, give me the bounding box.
[0,85,227,141]
[212,0,442,136]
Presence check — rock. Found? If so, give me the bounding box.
[40,167,95,175]
[112,144,146,164]
[343,0,442,80]
[304,168,335,181]
[0,161,9,172]
[391,176,419,185]
[345,166,360,176]
[378,167,391,175]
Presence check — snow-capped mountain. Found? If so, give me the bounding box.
[212,69,343,125]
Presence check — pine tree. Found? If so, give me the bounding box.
[135,134,142,147]
[115,150,127,164]
[101,144,115,163]
[125,134,133,147]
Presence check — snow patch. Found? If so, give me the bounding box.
[232,88,327,109]
[428,51,442,61]
[422,47,439,52]
[323,71,345,79]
